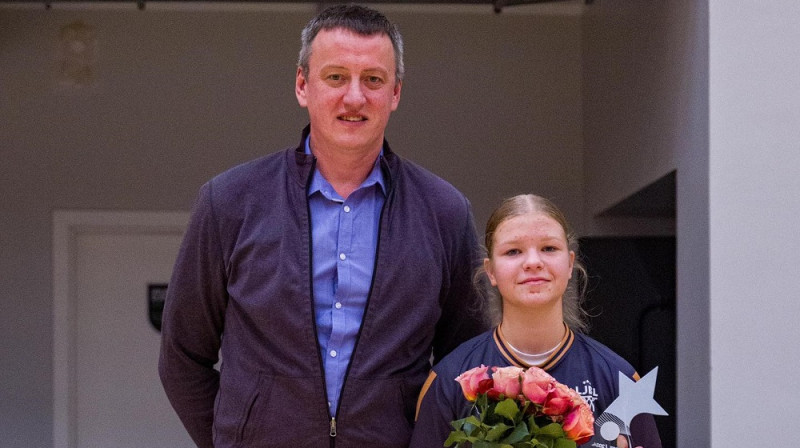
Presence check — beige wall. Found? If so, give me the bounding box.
[582,1,695,237]
[1,4,585,446]
[581,1,709,446]
[583,3,680,215]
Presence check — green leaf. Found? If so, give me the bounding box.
[485,422,511,441]
[470,441,514,448]
[552,438,576,448]
[536,423,566,439]
[501,421,530,444]
[527,415,541,431]
[461,417,483,438]
[465,415,483,427]
[444,431,468,447]
[451,417,469,431]
[494,399,521,421]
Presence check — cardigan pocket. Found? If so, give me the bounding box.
[213,371,269,447]
[337,374,425,447]
[234,374,265,445]
[230,373,329,448]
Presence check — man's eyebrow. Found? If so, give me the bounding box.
[319,64,348,71]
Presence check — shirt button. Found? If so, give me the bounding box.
[330,350,337,358]
[335,302,342,309]
[343,205,351,213]
[339,253,346,260]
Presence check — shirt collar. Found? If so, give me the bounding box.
[305,136,387,198]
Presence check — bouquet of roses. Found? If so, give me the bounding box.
[445,365,594,448]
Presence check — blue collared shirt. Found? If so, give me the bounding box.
[306,137,386,416]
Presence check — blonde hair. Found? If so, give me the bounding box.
[476,194,589,333]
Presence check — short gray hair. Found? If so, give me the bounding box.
[297,4,405,83]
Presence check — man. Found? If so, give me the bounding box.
[158,5,486,448]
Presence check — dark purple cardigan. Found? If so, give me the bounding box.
[158,127,486,448]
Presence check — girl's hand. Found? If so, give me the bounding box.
[616,435,643,448]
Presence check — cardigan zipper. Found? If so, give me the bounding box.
[303,157,338,445]
[329,155,392,445]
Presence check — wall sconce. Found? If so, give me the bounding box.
[58,20,95,86]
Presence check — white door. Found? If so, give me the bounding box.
[53,211,194,448]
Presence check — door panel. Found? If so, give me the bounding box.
[72,231,193,448]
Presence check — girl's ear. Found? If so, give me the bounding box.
[484,258,497,286]
[568,250,575,279]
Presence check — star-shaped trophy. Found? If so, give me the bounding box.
[586,367,668,447]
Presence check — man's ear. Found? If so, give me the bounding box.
[295,67,308,107]
[390,80,402,111]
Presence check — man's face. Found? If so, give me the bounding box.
[296,28,402,156]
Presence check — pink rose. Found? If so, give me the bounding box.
[455,365,490,402]
[542,382,574,417]
[521,366,556,405]
[488,366,524,400]
[562,401,595,444]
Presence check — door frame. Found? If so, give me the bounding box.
[52,210,189,448]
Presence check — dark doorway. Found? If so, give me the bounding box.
[579,236,676,448]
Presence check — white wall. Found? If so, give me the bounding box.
[0,4,584,446]
[709,1,800,446]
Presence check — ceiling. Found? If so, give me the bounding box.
[24,0,589,13]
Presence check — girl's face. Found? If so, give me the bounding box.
[484,212,575,313]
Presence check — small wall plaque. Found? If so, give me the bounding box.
[148,283,168,332]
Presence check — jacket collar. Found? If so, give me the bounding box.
[289,124,395,192]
